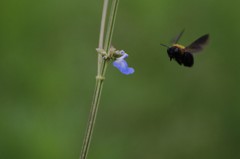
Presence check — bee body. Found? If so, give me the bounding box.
[167,44,193,67]
[161,30,209,67]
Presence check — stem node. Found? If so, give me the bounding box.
[96,75,105,81]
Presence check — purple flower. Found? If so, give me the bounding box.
[113,50,134,75]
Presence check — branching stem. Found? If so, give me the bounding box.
[79,1,120,159]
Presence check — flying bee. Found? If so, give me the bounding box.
[160,30,209,67]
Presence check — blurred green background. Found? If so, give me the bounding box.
[1,0,240,159]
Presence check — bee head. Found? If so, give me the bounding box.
[167,47,179,60]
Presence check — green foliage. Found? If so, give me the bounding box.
[1,0,240,159]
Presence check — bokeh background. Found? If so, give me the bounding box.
[1,0,240,159]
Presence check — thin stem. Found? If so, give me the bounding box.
[104,0,119,54]
[97,0,109,75]
[79,78,104,159]
[101,0,119,76]
[79,1,120,159]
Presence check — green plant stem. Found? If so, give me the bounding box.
[79,1,119,159]
[104,0,119,53]
[79,78,104,159]
[101,0,119,76]
[97,0,109,75]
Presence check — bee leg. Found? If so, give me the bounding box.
[175,58,183,65]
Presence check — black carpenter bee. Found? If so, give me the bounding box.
[161,30,209,67]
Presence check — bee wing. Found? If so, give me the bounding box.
[171,29,185,44]
[185,34,209,53]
